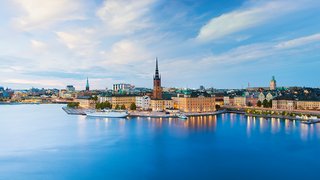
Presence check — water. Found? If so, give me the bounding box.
[0,104,320,180]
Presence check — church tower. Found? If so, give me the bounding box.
[86,77,90,91]
[153,58,162,99]
[270,76,276,90]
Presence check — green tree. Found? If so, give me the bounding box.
[215,104,221,110]
[130,102,137,110]
[115,104,120,110]
[120,104,126,110]
[268,100,272,108]
[91,95,98,101]
[67,102,79,108]
[257,100,262,107]
[263,99,269,108]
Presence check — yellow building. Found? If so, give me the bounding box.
[111,96,136,109]
[297,101,320,110]
[77,98,96,108]
[272,100,296,110]
[234,96,246,107]
[172,96,216,113]
[150,99,174,111]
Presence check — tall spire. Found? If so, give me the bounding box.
[154,57,160,80]
[86,77,90,91]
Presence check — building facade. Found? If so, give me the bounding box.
[297,101,320,110]
[113,83,134,94]
[136,96,151,110]
[234,96,246,107]
[111,96,136,109]
[173,96,216,113]
[272,100,296,111]
[150,99,174,111]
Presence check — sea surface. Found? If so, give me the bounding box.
[0,104,320,180]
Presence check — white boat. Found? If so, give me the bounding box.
[177,114,188,119]
[86,109,128,118]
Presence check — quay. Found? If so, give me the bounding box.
[62,107,226,118]
[62,107,87,115]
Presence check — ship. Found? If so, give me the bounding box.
[86,109,129,118]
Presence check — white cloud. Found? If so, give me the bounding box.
[30,40,47,50]
[56,30,98,57]
[12,0,85,30]
[96,0,156,34]
[104,40,152,64]
[196,0,311,42]
[275,33,320,49]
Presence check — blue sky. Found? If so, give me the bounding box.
[0,0,320,90]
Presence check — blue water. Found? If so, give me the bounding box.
[0,104,320,180]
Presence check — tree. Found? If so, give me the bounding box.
[130,102,137,110]
[215,104,221,110]
[247,102,252,107]
[67,102,79,108]
[268,100,272,108]
[91,95,98,101]
[263,99,269,108]
[257,100,262,107]
[115,104,120,110]
[120,104,126,110]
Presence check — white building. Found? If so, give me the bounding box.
[113,83,134,93]
[98,96,112,103]
[223,96,230,106]
[136,96,151,110]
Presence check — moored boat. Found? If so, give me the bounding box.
[86,109,128,118]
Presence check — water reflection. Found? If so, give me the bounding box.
[80,114,320,142]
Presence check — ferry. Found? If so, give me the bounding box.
[86,109,128,118]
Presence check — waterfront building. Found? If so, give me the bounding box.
[136,96,151,110]
[98,95,112,103]
[173,90,216,113]
[234,96,246,107]
[86,77,90,91]
[270,76,277,90]
[77,96,96,108]
[111,95,136,109]
[272,99,296,111]
[152,58,162,100]
[223,96,230,106]
[296,101,320,110]
[150,99,174,111]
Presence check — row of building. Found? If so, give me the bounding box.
[76,59,216,113]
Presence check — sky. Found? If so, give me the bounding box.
[0,0,320,90]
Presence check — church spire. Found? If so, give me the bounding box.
[154,57,160,80]
[86,77,90,91]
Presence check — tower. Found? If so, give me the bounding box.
[270,76,276,90]
[86,77,90,91]
[153,58,162,99]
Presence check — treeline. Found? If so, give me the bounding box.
[257,100,272,108]
[96,101,137,110]
[67,102,79,108]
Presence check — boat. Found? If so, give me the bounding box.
[301,119,320,125]
[177,114,188,119]
[86,109,128,118]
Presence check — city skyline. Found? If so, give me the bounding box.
[1,0,320,89]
